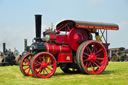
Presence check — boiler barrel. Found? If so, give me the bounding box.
[44,43,72,54]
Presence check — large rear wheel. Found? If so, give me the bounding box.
[76,40,108,74]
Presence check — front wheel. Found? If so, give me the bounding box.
[30,52,56,78]
[19,53,33,76]
[76,40,108,74]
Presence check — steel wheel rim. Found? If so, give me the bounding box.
[20,53,33,76]
[31,52,56,78]
[81,41,107,74]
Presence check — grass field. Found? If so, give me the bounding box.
[0,62,128,85]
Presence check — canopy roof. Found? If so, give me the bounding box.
[56,20,119,31]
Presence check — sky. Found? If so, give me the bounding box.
[0,0,128,53]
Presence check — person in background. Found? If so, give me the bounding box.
[0,52,4,63]
[13,48,19,57]
[95,32,102,43]
[89,33,93,40]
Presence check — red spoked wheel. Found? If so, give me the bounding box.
[76,40,108,74]
[19,53,33,76]
[30,52,56,78]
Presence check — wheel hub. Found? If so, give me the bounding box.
[41,62,47,68]
[88,53,96,62]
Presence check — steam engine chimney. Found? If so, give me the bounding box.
[24,39,27,50]
[3,43,6,54]
[35,15,42,41]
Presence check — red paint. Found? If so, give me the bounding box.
[44,43,72,63]
[67,28,89,51]
[57,54,73,63]
[31,52,56,78]
[20,53,33,76]
[56,35,68,44]
[87,53,96,62]
[80,41,107,74]
[49,34,68,44]
[50,33,56,41]
[44,42,71,54]
[20,18,118,78]
[76,24,119,30]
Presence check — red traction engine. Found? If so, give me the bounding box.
[19,15,119,78]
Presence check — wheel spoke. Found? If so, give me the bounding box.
[45,68,49,74]
[23,64,29,66]
[26,56,30,61]
[42,69,45,75]
[43,56,45,62]
[96,52,102,57]
[92,43,96,53]
[37,67,42,73]
[28,56,32,62]
[46,56,50,64]
[35,68,40,73]
[96,57,104,60]
[48,63,55,66]
[91,63,95,72]
[95,49,103,55]
[47,66,53,71]
[95,60,102,66]
[83,52,89,57]
[39,56,43,62]
[87,62,91,67]
[36,60,42,64]
[27,68,31,74]
[24,59,29,63]
[100,61,104,66]
[86,46,92,54]
[47,60,52,65]
[38,68,45,76]
[83,59,88,62]
[24,66,29,71]
[34,63,41,68]
[94,62,100,67]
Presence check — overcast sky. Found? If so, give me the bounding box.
[0,0,128,53]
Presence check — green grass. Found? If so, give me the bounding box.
[0,62,128,85]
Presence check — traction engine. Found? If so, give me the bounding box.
[19,15,119,78]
